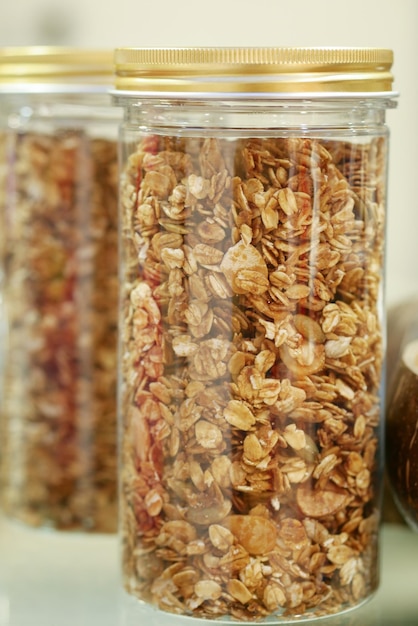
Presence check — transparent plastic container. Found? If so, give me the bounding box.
[0,48,120,532]
[113,47,397,621]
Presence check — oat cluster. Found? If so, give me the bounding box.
[0,130,119,532]
[123,133,385,619]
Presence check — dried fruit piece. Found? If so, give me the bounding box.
[296,484,348,518]
[226,515,277,555]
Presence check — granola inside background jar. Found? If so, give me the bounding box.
[0,48,120,532]
[113,47,397,620]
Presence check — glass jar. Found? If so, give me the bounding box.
[113,47,397,621]
[0,48,120,532]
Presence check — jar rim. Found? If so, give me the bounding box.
[0,47,114,91]
[113,47,396,96]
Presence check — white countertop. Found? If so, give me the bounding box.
[0,516,417,626]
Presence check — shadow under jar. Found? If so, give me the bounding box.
[0,48,120,532]
[113,47,397,621]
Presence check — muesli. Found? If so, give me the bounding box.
[0,129,118,532]
[119,134,386,618]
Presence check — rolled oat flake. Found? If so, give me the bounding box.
[113,47,397,621]
[0,48,120,532]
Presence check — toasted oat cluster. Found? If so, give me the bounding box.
[119,135,386,619]
[0,130,118,532]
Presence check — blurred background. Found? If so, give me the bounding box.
[1,0,417,307]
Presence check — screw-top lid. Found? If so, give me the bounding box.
[114,47,395,98]
[0,47,113,93]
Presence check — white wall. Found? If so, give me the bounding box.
[1,0,417,305]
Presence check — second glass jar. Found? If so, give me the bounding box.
[0,48,120,532]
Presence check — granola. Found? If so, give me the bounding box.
[119,134,386,619]
[0,129,118,532]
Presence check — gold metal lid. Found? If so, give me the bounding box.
[114,47,395,97]
[0,47,113,92]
